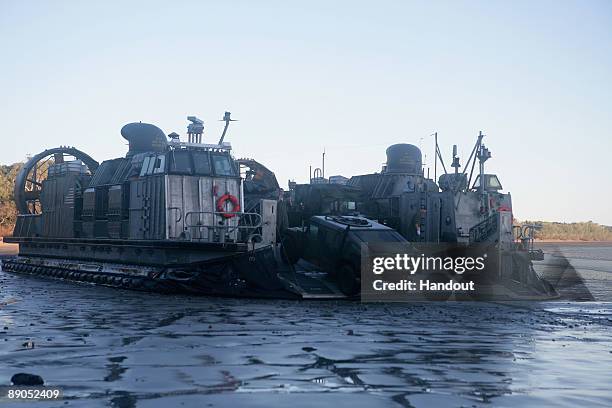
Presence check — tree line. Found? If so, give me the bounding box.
[0,163,22,237]
[521,220,612,241]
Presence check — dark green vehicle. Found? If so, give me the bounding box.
[281,215,407,295]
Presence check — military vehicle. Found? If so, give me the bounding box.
[282,215,407,295]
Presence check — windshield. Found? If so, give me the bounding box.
[472,174,502,190]
[211,154,236,176]
[192,151,211,175]
[168,150,193,174]
[351,230,405,243]
[487,175,502,189]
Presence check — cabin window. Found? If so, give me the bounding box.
[487,175,502,189]
[472,175,502,191]
[168,150,193,175]
[192,151,212,175]
[211,154,235,176]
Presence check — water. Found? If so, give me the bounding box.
[0,244,611,407]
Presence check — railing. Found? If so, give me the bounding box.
[513,223,541,242]
[513,223,544,260]
[178,211,263,244]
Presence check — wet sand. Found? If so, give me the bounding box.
[0,242,17,257]
[0,245,611,407]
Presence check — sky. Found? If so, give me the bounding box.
[0,0,611,224]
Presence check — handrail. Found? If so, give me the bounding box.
[184,211,262,228]
[513,223,542,256]
[179,211,263,243]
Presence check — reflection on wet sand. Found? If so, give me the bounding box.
[0,245,611,407]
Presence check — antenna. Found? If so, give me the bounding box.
[451,144,461,174]
[433,132,448,176]
[433,132,438,181]
[477,130,491,195]
[322,149,326,181]
[218,111,237,145]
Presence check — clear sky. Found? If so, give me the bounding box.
[1,1,611,224]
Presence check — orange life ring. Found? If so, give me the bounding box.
[216,194,240,218]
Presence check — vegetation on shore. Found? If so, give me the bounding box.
[0,163,21,237]
[519,220,612,241]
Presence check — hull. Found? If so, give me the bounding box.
[3,236,248,266]
[1,239,556,301]
[1,237,348,299]
[1,248,300,299]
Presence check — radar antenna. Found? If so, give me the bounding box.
[187,116,204,143]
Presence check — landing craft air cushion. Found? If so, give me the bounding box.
[284,132,558,299]
[2,114,367,299]
[2,114,557,300]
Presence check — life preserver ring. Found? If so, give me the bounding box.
[216,194,240,218]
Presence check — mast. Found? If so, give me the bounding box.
[476,131,491,214]
[322,149,325,182]
[434,132,438,181]
[218,111,236,145]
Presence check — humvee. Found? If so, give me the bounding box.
[281,215,407,295]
